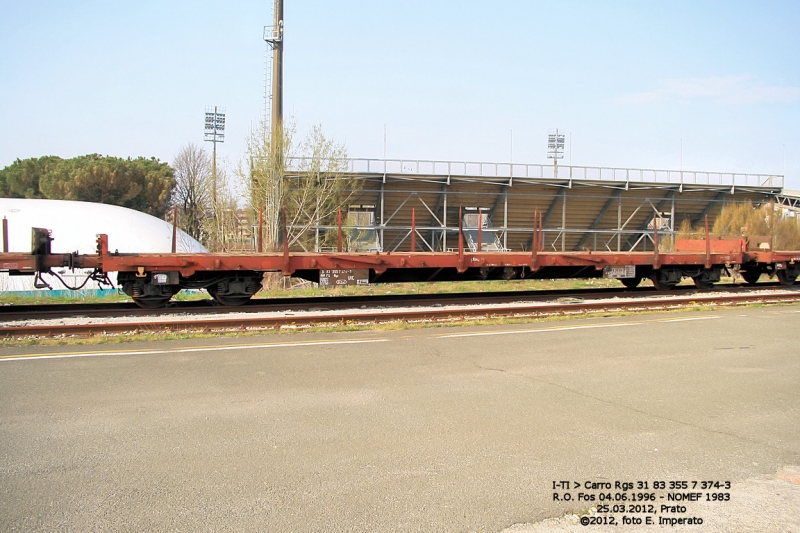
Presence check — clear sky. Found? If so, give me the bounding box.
[1,1,798,188]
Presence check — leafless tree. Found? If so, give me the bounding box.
[245,121,358,251]
[172,143,211,242]
[204,161,247,252]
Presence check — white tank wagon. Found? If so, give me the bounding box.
[0,199,206,292]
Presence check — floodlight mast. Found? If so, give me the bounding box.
[547,128,565,176]
[204,106,226,203]
[264,0,284,141]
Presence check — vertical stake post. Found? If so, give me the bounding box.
[477,210,483,252]
[531,209,538,270]
[539,212,543,252]
[705,214,711,269]
[337,208,343,253]
[282,206,290,274]
[653,216,660,269]
[410,208,416,252]
[2,217,8,253]
[258,208,264,253]
[171,206,178,253]
[457,206,464,272]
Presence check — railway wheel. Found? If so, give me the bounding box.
[651,277,677,291]
[777,269,797,286]
[620,277,642,289]
[650,269,679,291]
[501,267,517,280]
[132,296,172,309]
[740,268,761,285]
[692,276,715,290]
[691,267,720,290]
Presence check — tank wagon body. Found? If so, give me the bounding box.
[3,214,800,308]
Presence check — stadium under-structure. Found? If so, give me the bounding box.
[282,158,786,254]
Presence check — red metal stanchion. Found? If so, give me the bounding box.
[411,208,416,252]
[477,210,483,252]
[171,206,178,253]
[282,206,290,275]
[653,216,660,269]
[531,209,538,270]
[705,214,711,268]
[538,212,543,252]
[337,208,343,253]
[258,208,263,253]
[457,206,465,272]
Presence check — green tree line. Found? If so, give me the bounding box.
[0,154,174,218]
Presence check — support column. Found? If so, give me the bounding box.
[379,178,385,251]
[670,194,676,249]
[540,188,567,251]
[503,188,508,250]
[430,179,449,251]
[443,186,448,251]
[617,194,622,252]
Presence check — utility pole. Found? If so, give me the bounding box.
[263,0,285,250]
[264,0,284,141]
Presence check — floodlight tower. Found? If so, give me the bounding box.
[547,128,565,176]
[264,0,284,140]
[204,106,226,203]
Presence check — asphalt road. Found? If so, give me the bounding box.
[1,305,799,532]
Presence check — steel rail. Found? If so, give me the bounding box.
[3,290,798,338]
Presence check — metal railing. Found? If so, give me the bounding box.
[307,224,674,253]
[285,157,783,189]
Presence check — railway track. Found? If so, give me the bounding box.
[1,283,797,338]
[0,282,785,320]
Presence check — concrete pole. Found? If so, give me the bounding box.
[271,0,284,141]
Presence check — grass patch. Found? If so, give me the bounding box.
[0,292,130,306]
[0,289,211,306]
[262,277,629,299]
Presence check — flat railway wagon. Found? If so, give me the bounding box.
[3,213,800,308]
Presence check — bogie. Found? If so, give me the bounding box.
[206,274,263,306]
[118,272,180,308]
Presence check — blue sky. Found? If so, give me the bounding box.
[1,1,798,188]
